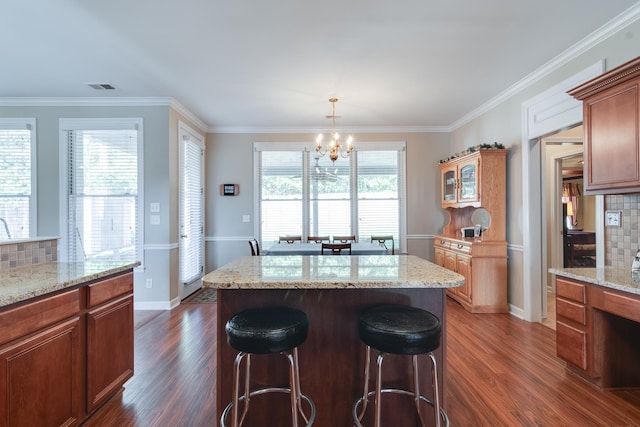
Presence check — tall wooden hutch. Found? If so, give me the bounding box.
[434,148,508,313]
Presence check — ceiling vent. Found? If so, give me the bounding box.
[88,83,116,90]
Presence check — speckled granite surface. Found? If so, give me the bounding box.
[203,255,464,289]
[0,261,139,308]
[549,267,640,296]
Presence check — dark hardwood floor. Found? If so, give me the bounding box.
[83,297,640,426]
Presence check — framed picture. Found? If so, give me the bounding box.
[220,184,239,196]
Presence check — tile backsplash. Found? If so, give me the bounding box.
[605,194,640,270]
[0,239,58,270]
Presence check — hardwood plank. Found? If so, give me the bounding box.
[446,297,640,426]
[84,298,640,426]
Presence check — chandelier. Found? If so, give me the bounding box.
[315,97,354,162]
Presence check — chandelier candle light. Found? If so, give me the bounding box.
[315,97,354,162]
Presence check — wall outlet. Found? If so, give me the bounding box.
[145,278,153,288]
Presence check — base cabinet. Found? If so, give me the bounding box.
[435,236,507,313]
[0,271,134,427]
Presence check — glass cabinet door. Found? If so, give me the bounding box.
[459,162,478,201]
[442,169,457,202]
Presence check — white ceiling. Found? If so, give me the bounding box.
[3,0,640,132]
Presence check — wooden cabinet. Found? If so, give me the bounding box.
[568,56,640,194]
[555,275,640,389]
[434,237,506,313]
[86,274,134,412]
[435,148,507,313]
[556,278,590,373]
[0,270,134,427]
[0,290,82,427]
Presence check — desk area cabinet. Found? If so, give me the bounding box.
[435,148,508,313]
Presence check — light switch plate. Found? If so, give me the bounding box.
[150,202,160,213]
[150,215,160,225]
[242,215,250,223]
[605,210,621,227]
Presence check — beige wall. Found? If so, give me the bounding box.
[204,132,451,270]
[449,19,640,314]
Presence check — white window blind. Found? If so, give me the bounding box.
[179,136,204,285]
[255,143,405,250]
[64,124,141,263]
[258,151,303,244]
[0,119,35,240]
[357,150,403,248]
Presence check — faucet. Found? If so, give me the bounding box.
[0,218,10,239]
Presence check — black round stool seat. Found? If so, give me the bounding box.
[358,304,441,355]
[225,306,308,354]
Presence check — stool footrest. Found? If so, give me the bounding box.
[221,387,316,427]
[352,389,449,427]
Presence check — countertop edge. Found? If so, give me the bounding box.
[549,267,640,296]
[0,261,140,308]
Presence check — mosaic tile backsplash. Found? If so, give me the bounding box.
[0,239,58,270]
[605,194,640,270]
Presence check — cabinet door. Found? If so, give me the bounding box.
[455,254,472,303]
[584,78,640,193]
[0,317,82,427]
[458,160,479,203]
[86,294,134,413]
[434,247,445,267]
[441,165,458,206]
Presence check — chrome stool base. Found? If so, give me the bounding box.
[222,387,316,427]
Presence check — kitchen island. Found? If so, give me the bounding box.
[0,261,138,427]
[203,255,464,426]
[550,267,640,389]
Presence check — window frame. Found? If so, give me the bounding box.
[0,118,37,240]
[253,141,406,251]
[58,118,144,268]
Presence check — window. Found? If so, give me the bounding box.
[60,119,143,265]
[254,142,406,249]
[0,119,36,240]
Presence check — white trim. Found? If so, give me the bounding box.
[134,297,181,311]
[212,125,451,134]
[508,243,524,252]
[521,63,603,322]
[206,233,432,242]
[508,304,526,320]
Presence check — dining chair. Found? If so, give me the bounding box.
[279,235,302,244]
[370,235,395,255]
[248,239,260,256]
[321,243,352,255]
[307,236,330,243]
[332,235,357,243]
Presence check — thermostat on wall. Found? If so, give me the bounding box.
[605,210,621,227]
[220,184,239,196]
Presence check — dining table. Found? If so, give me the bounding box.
[263,241,388,256]
[202,254,464,426]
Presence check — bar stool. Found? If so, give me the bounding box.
[352,304,449,427]
[221,306,316,427]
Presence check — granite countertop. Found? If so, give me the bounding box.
[202,255,465,289]
[549,267,640,296]
[0,261,140,308]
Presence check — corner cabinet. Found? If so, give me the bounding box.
[568,56,640,195]
[435,148,508,313]
[0,270,134,427]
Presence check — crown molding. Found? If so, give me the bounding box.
[208,125,452,134]
[0,96,208,133]
[449,3,640,131]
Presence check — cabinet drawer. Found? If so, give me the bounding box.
[435,239,451,249]
[450,242,471,254]
[556,278,586,304]
[87,272,134,308]
[556,298,587,325]
[0,289,80,346]
[602,290,640,324]
[556,321,588,370]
